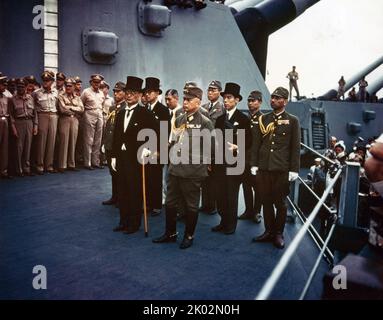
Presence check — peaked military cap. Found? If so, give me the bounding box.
[143,77,162,94]
[0,75,7,83]
[125,76,143,92]
[184,81,198,89]
[220,82,242,101]
[208,80,222,91]
[41,70,55,81]
[16,78,26,87]
[113,81,126,92]
[24,75,37,84]
[90,74,104,82]
[64,78,76,85]
[248,90,262,101]
[56,72,66,81]
[74,76,82,83]
[100,81,110,89]
[183,86,203,100]
[271,87,289,100]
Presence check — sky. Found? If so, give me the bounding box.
[265,0,383,99]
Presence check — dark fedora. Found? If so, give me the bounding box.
[220,82,242,101]
[125,76,143,92]
[143,77,162,94]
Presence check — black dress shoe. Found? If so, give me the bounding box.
[223,228,236,235]
[179,236,193,249]
[151,209,162,216]
[152,233,178,243]
[67,167,79,171]
[58,168,65,173]
[273,234,285,249]
[123,228,139,235]
[47,169,57,173]
[238,211,254,220]
[211,224,224,232]
[84,166,94,170]
[113,225,127,232]
[252,231,274,243]
[36,170,44,175]
[253,214,262,224]
[92,165,104,169]
[102,198,116,205]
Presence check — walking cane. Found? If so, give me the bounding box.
[142,155,149,237]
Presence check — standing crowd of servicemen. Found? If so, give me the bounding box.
[0,71,301,250]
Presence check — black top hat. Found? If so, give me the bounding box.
[220,82,242,101]
[125,76,143,92]
[143,77,162,94]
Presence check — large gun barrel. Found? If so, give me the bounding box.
[319,55,383,100]
[367,74,383,97]
[233,0,320,78]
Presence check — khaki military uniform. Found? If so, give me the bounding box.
[9,94,37,174]
[287,71,299,100]
[165,110,214,238]
[33,88,58,172]
[81,87,105,167]
[57,92,84,169]
[0,93,9,175]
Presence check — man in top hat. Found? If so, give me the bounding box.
[153,84,214,249]
[56,72,66,95]
[212,82,252,235]
[111,76,159,234]
[81,74,106,169]
[251,87,301,249]
[33,70,58,174]
[57,78,84,172]
[8,78,38,176]
[0,75,10,178]
[101,81,126,206]
[200,80,225,215]
[238,90,263,224]
[143,77,171,216]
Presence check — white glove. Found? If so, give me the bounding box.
[289,171,299,181]
[111,158,117,172]
[141,148,152,158]
[101,144,105,154]
[251,166,258,175]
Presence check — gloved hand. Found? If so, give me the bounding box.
[141,148,152,158]
[251,166,258,175]
[101,144,105,154]
[288,171,299,181]
[111,158,117,172]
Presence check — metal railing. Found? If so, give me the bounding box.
[255,168,342,300]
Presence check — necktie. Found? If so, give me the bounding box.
[170,110,173,118]
[209,103,213,111]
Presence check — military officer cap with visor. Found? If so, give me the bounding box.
[41,70,55,81]
[208,80,222,91]
[89,74,104,83]
[113,81,126,92]
[56,72,66,81]
[271,87,289,100]
[183,86,203,100]
[64,78,76,86]
[248,90,262,101]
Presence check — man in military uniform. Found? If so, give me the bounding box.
[101,81,125,206]
[56,72,66,95]
[111,76,158,234]
[81,74,105,169]
[212,83,252,235]
[9,79,38,176]
[24,75,38,95]
[57,78,84,172]
[200,80,225,215]
[251,87,301,249]
[153,84,214,249]
[0,75,10,178]
[286,66,299,101]
[238,90,263,224]
[143,77,171,216]
[74,76,82,97]
[33,71,58,174]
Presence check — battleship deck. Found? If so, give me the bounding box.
[0,169,328,300]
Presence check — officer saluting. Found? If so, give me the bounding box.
[153,84,214,249]
[251,87,301,249]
